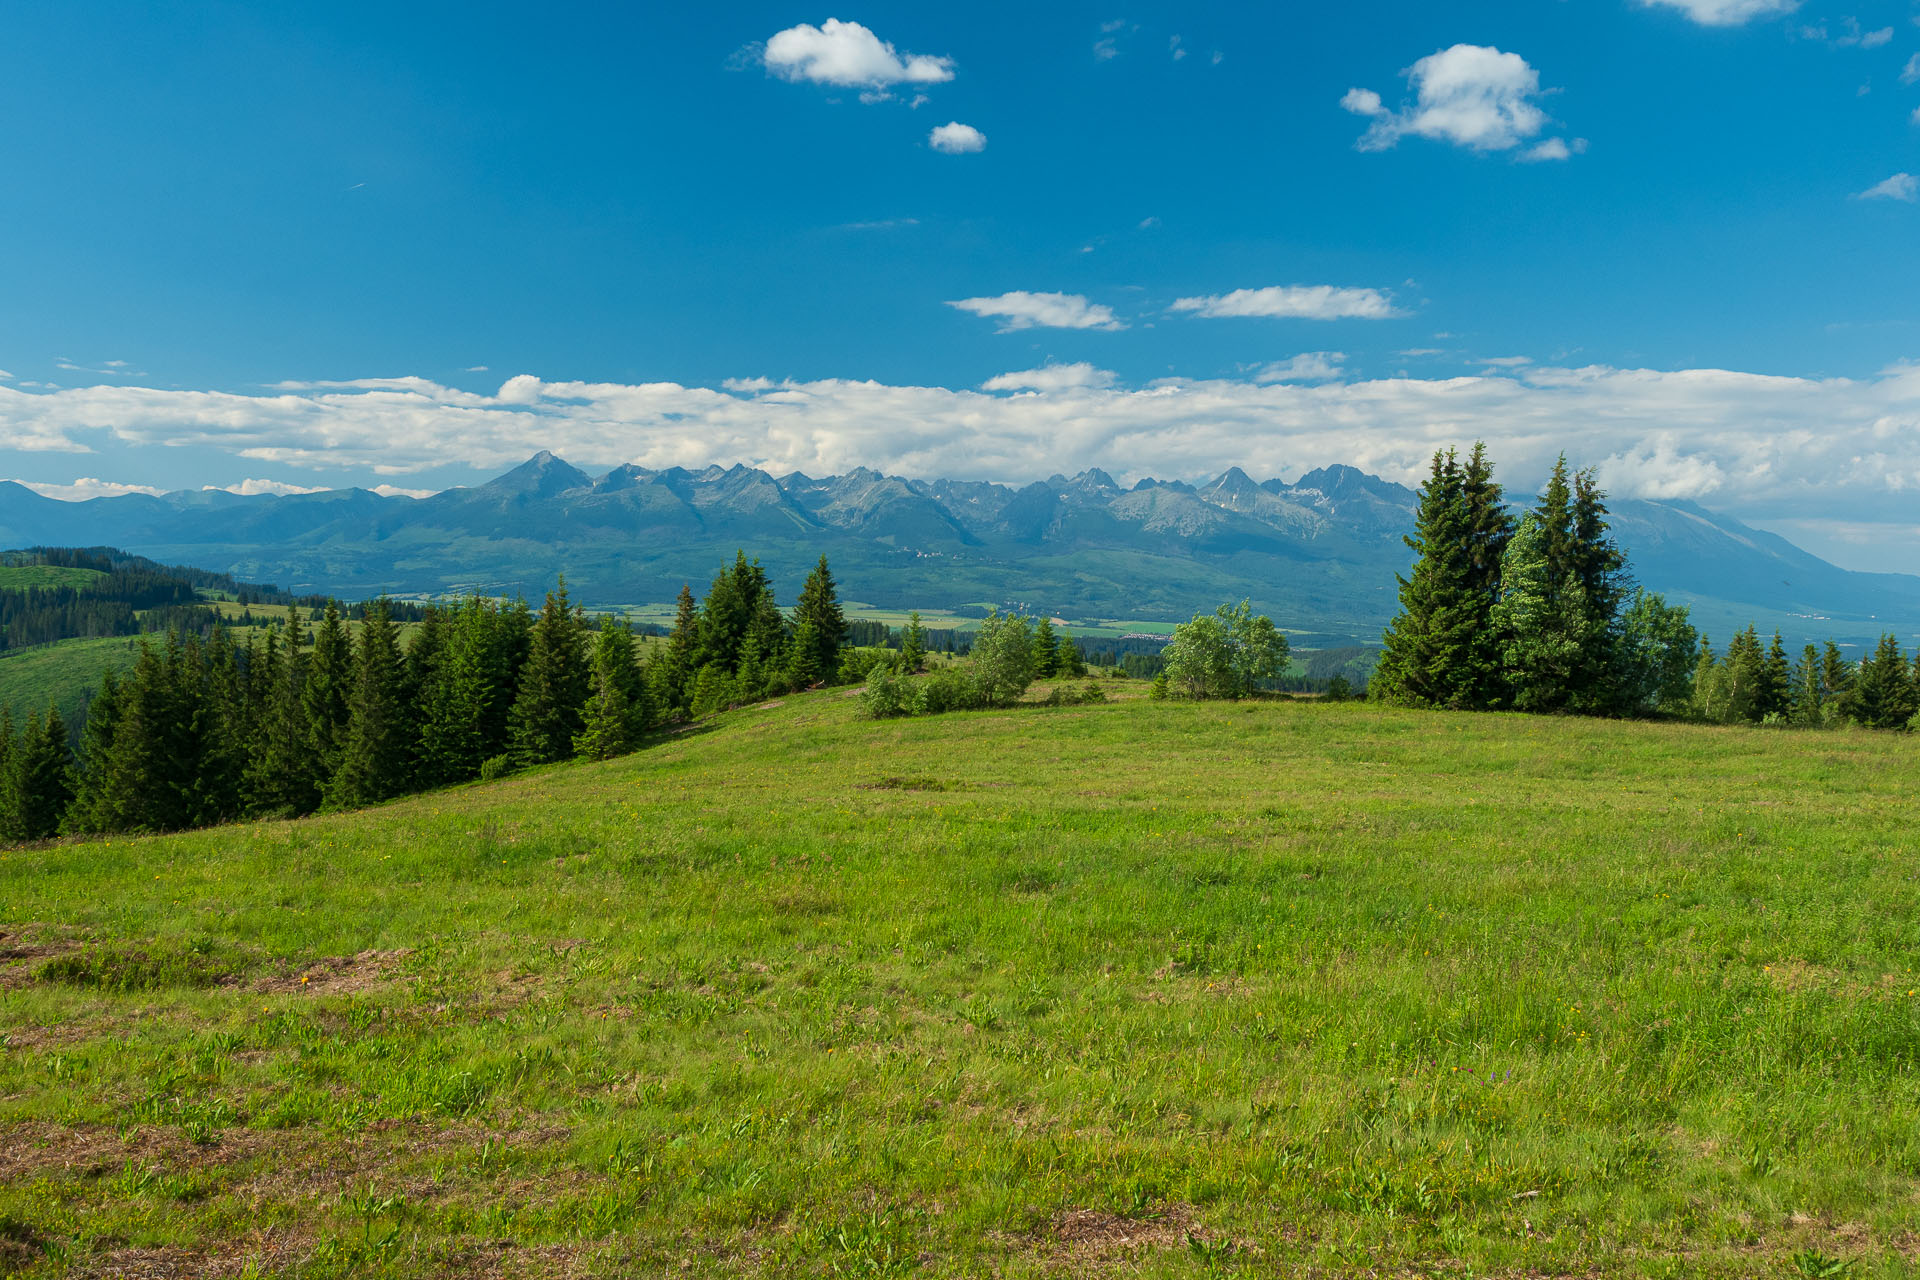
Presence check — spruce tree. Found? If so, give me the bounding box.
[418,596,493,785]
[97,637,194,832]
[1790,643,1825,725]
[1822,642,1855,709]
[1848,634,1918,729]
[6,706,74,841]
[1374,450,1480,708]
[1490,513,1587,713]
[1756,631,1791,722]
[63,673,120,834]
[575,625,646,762]
[1030,618,1059,678]
[303,602,354,789]
[785,618,821,688]
[659,584,699,712]
[1458,441,1516,707]
[792,556,847,683]
[0,708,16,842]
[247,617,321,816]
[510,580,591,765]
[327,599,411,807]
[899,611,928,675]
[1567,466,1630,713]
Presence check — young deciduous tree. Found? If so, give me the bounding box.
[1163,600,1290,699]
[968,610,1036,707]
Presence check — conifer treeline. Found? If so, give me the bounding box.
[1374,447,1699,716]
[1692,628,1918,729]
[0,553,853,841]
[1376,446,1919,730]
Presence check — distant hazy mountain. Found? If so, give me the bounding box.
[6,454,1917,647]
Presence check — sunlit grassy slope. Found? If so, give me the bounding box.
[0,635,141,725]
[2,689,1918,1277]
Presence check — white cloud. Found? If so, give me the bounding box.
[1858,172,1918,201]
[466,365,490,373]
[0,370,12,380]
[1481,356,1533,368]
[1249,353,1347,383]
[762,19,953,89]
[7,364,1920,547]
[1170,286,1401,320]
[13,477,166,501]
[1858,26,1893,47]
[948,291,1124,331]
[1344,45,1560,155]
[1912,105,1920,126]
[370,484,437,499]
[1521,137,1572,162]
[1902,53,1920,85]
[1638,0,1799,26]
[982,364,1117,393]
[210,478,328,496]
[928,121,987,154]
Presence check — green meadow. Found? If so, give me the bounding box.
[2,688,1917,1277]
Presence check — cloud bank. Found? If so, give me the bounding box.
[5,366,1920,541]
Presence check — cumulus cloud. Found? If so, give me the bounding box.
[1858,172,1918,201]
[6,365,1919,545]
[762,19,953,89]
[1638,0,1799,25]
[947,291,1125,331]
[982,364,1117,392]
[1249,353,1347,383]
[928,121,986,153]
[1344,45,1562,154]
[1170,286,1401,321]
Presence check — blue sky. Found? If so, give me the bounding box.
[3,1,1918,569]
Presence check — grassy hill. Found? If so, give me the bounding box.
[2,692,1916,1276]
[0,565,107,591]
[0,634,142,726]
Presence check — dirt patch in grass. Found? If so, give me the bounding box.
[1025,1204,1215,1267]
[859,776,952,792]
[254,948,414,995]
[0,924,83,989]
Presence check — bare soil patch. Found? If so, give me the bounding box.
[254,947,413,995]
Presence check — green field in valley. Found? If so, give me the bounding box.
[2,689,1918,1277]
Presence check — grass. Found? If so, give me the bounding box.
[2,689,1918,1277]
[0,566,107,592]
[0,635,142,725]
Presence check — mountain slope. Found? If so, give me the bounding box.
[1,459,1914,645]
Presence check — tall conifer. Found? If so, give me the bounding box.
[304,602,353,788]
[1374,450,1479,708]
[793,556,847,682]
[510,581,591,765]
[327,599,410,807]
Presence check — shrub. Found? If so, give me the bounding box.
[914,666,980,715]
[860,666,914,719]
[1149,673,1169,701]
[479,754,515,781]
[1043,682,1108,707]
[837,647,895,685]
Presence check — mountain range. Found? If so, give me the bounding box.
[5,454,1918,647]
